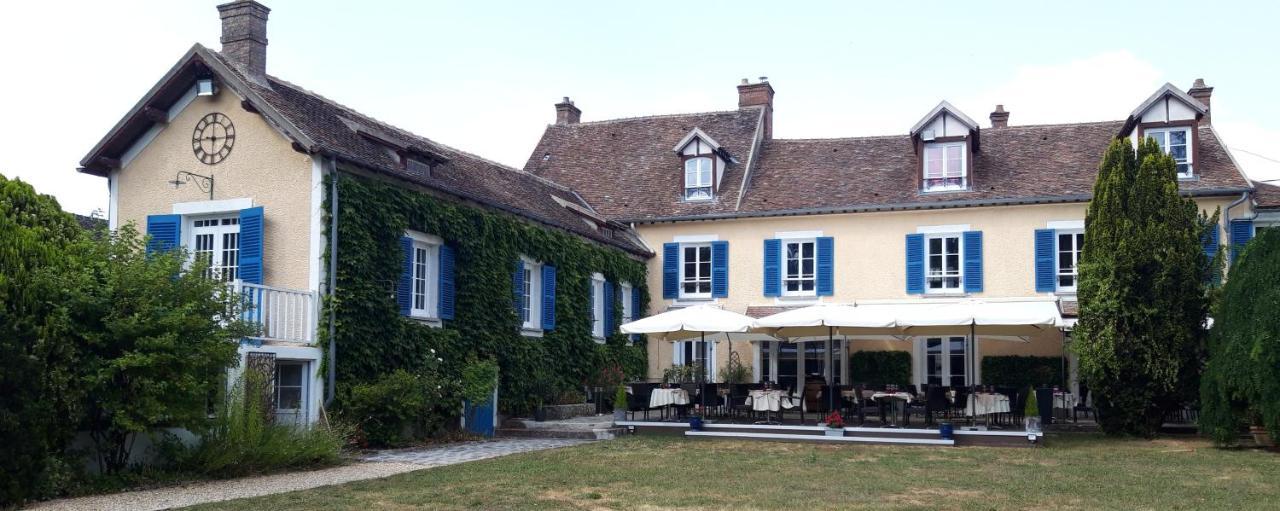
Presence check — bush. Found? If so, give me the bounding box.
[342,369,455,447]
[848,351,911,386]
[982,356,1064,388]
[171,374,347,477]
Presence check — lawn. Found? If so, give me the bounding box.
[189,434,1280,510]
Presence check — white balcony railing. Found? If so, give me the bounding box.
[232,280,319,345]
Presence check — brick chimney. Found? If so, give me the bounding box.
[555,97,581,125]
[1188,78,1214,125]
[217,0,271,85]
[737,78,775,139]
[989,104,1009,128]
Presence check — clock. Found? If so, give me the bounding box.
[192,112,235,165]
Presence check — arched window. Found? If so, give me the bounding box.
[684,157,713,200]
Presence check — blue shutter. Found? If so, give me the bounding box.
[711,241,729,298]
[541,265,556,330]
[816,236,834,296]
[397,236,413,316]
[963,231,983,294]
[630,285,642,342]
[1034,229,1056,293]
[662,243,679,299]
[145,214,182,254]
[603,280,615,335]
[1202,225,1220,260]
[905,234,924,294]
[238,207,264,284]
[763,238,781,297]
[512,260,524,315]
[438,245,455,320]
[1230,219,1254,263]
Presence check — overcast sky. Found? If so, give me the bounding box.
[3,0,1279,215]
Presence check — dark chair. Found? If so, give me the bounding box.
[924,386,951,426]
[700,383,726,417]
[671,383,698,418]
[625,383,658,420]
[837,385,857,420]
[728,383,753,419]
[950,386,972,424]
[1073,386,1093,421]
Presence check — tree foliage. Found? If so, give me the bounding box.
[1199,228,1280,444]
[1073,137,1215,437]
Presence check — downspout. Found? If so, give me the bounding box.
[325,157,339,406]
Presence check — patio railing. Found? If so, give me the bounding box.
[232,280,319,345]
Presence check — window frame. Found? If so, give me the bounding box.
[406,232,442,319]
[678,242,713,299]
[590,273,606,339]
[921,336,969,387]
[1144,126,1194,179]
[620,282,634,325]
[781,238,817,297]
[1055,229,1084,294]
[683,156,715,201]
[922,142,968,192]
[273,359,308,425]
[924,232,963,294]
[188,214,241,282]
[520,256,543,332]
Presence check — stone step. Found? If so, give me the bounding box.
[497,427,624,440]
[501,417,616,431]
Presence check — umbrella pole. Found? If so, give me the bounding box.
[969,321,976,426]
[828,326,836,413]
[701,331,708,412]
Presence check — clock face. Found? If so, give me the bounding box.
[192,112,235,165]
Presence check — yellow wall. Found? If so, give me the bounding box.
[638,197,1243,380]
[113,89,315,291]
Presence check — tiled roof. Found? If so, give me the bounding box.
[208,51,650,255]
[1060,300,1079,318]
[743,305,800,319]
[524,109,765,221]
[1255,182,1280,210]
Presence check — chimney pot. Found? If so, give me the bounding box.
[737,79,776,139]
[989,104,1010,128]
[1188,78,1214,125]
[217,0,271,85]
[555,97,581,125]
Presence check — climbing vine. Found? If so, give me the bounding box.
[324,173,648,414]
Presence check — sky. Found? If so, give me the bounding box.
[3,0,1279,216]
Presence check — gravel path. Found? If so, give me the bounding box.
[28,438,591,511]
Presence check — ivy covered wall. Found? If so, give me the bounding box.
[325,173,648,413]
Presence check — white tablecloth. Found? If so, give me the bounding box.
[871,392,913,404]
[649,388,689,408]
[746,389,801,412]
[1053,393,1076,410]
[966,393,1010,416]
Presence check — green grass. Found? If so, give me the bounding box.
[189,434,1280,510]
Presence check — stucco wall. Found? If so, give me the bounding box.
[638,197,1243,381]
[112,89,315,291]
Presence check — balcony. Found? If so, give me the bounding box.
[231,280,320,345]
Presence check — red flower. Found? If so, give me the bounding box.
[824,410,844,428]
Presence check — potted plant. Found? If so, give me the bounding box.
[688,405,704,431]
[529,370,554,422]
[823,411,845,437]
[613,384,628,422]
[1024,386,1042,434]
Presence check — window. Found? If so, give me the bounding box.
[923,142,967,191]
[620,282,633,324]
[274,360,306,425]
[924,336,968,387]
[684,157,713,201]
[676,341,715,381]
[1145,127,1193,178]
[408,236,439,318]
[783,239,816,295]
[1056,230,1084,292]
[520,259,542,331]
[926,233,962,292]
[591,275,605,338]
[191,216,240,281]
[680,244,712,298]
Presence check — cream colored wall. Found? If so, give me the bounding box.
[638,197,1243,380]
[113,90,315,291]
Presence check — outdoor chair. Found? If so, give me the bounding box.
[1074,386,1093,421]
[700,383,726,417]
[924,386,950,426]
[950,386,972,424]
[672,383,698,418]
[837,384,857,420]
[728,383,753,420]
[626,383,658,420]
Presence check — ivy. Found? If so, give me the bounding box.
[324,173,648,414]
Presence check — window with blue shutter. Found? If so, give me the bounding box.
[711,241,729,298]
[603,280,615,335]
[145,214,182,255]
[541,265,556,330]
[816,236,834,296]
[963,230,983,293]
[237,207,264,284]
[1034,229,1056,293]
[397,236,413,316]
[662,243,679,299]
[438,245,455,320]
[1230,219,1254,263]
[905,234,924,294]
[630,285,642,343]
[763,238,781,297]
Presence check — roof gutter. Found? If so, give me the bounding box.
[621,187,1255,224]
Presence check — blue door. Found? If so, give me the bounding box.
[464,388,497,437]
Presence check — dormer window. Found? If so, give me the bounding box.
[1145,127,1193,178]
[404,155,433,178]
[684,156,714,201]
[923,142,967,192]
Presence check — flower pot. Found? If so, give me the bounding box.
[825,428,844,437]
[939,422,954,440]
[1251,426,1275,448]
[613,409,626,422]
[689,416,704,431]
[1024,416,1042,434]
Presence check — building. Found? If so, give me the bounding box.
[526,76,1259,392]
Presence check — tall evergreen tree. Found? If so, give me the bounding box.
[1074,137,1214,437]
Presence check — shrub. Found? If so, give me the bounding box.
[720,358,752,384]
[849,351,912,386]
[982,356,1064,388]
[614,385,627,411]
[342,369,455,447]
[1025,387,1040,418]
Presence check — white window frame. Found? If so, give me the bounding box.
[620,282,634,325]
[916,336,971,387]
[782,238,817,297]
[924,232,963,294]
[188,214,241,282]
[520,256,543,332]
[679,242,713,300]
[406,231,442,320]
[1144,127,1194,179]
[673,340,717,381]
[1055,229,1084,294]
[684,156,714,201]
[591,273,606,340]
[922,142,968,192]
[273,359,308,427]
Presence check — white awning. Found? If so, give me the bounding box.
[752,298,1063,340]
[619,304,767,342]
[753,303,899,338]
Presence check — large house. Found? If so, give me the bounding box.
[525,76,1265,394]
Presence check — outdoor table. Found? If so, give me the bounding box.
[746,389,800,424]
[648,388,689,409]
[871,392,913,427]
[840,389,860,403]
[965,393,1011,429]
[1052,392,1076,421]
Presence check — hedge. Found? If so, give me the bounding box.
[981,355,1064,388]
[848,350,911,386]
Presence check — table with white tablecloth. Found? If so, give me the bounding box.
[1052,392,1076,410]
[870,392,914,427]
[746,389,801,412]
[648,388,689,409]
[965,393,1011,417]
